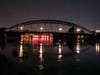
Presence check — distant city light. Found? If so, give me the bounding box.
[59,27,63,32]
[96,30,100,33]
[76,28,81,33]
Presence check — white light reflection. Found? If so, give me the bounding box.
[39,43,44,70]
[19,44,23,57]
[19,44,24,63]
[76,43,80,54]
[19,35,24,63]
[58,44,63,62]
[96,43,100,55]
[39,43,44,62]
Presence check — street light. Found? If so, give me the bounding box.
[76,28,81,33]
[59,27,63,32]
[20,26,23,31]
[40,27,44,31]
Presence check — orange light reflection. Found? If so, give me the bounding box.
[96,43,100,55]
[76,43,80,54]
[58,44,63,62]
[19,44,23,57]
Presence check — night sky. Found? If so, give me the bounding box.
[0,0,100,31]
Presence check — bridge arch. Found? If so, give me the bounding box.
[6,19,92,33]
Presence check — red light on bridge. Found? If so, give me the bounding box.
[32,34,50,45]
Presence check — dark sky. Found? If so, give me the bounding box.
[0,0,100,31]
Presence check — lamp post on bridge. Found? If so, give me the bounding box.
[76,28,81,33]
[20,26,24,31]
[58,27,63,32]
[40,27,44,32]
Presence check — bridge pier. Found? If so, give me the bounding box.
[0,29,6,49]
[66,33,76,45]
[53,33,66,45]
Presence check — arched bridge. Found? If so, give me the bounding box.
[6,19,92,33]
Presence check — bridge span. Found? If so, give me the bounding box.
[6,19,92,34]
[0,19,96,45]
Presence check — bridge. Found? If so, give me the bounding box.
[6,19,92,34]
[0,19,96,45]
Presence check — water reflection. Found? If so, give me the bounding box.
[19,36,24,63]
[19,44,23,57]
[39,43,44,70]
[96,43,100,55]
[58,44,63,62]
[2,32,100,74]
[0,32,6,49]
[76,42,80,54]
[39,43,44,62]
[75,42,81,62]
[76,58,80,62]
[19,44,24,63]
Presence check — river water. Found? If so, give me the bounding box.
[0,35,100,75]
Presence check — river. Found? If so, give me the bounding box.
[0,34,100,75]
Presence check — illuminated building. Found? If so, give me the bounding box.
[21,33,53,46]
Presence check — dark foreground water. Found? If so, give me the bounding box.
[0,39,100,75]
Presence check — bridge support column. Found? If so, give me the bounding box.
[0,29,6,49]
